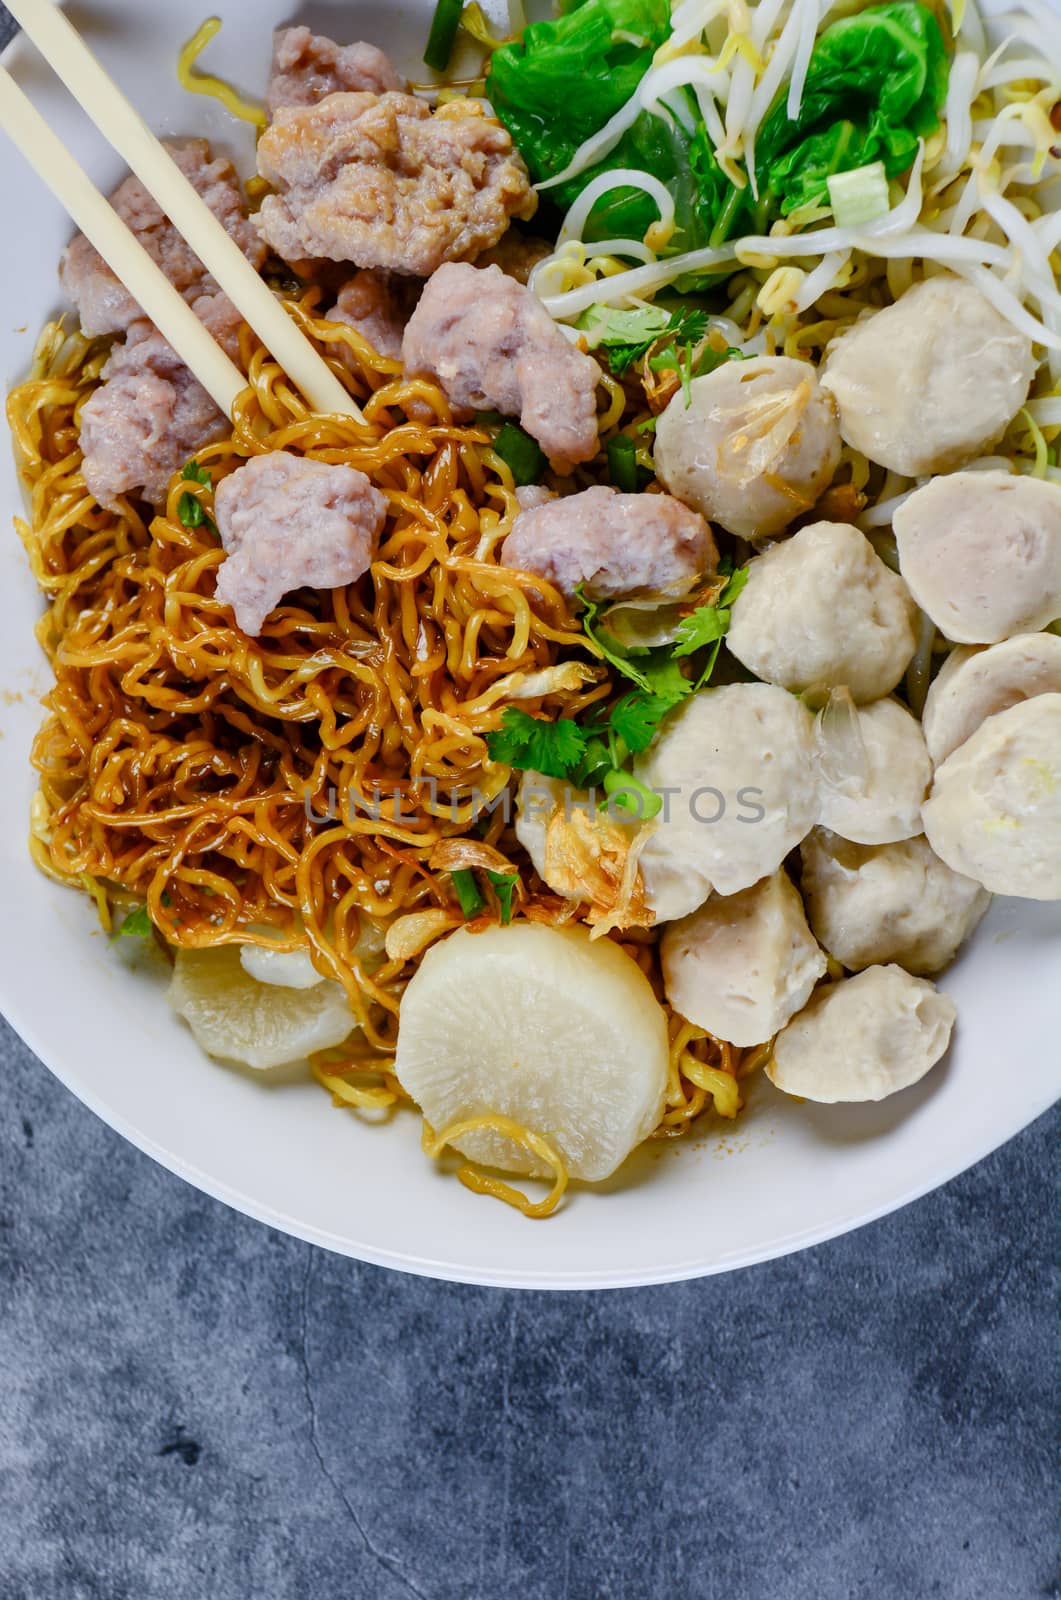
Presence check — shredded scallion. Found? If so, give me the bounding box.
[607,434,640,494]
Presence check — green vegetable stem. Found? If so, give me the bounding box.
[606,433,640,493]
[424,0,465,72]
[451,868,486,918]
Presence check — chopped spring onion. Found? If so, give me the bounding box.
[424,0,463,72]
[607,434,640,494]
[826,162,891,229]
[602,770,663,820]
[493,422,547,486]
[452,869,485,918]
[486,870,518,926]
[112,905,152,942]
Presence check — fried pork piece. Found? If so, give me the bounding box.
[403,264,601,471]
[326,270,421,362]
[255,94,536,276]
[473,231,553,285]
[213,452,388,636]
[266,26,405,116]
[59,139,266,338]
[500,484,716,600]
[78,295,241,513]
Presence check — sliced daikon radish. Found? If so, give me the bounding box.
[169,946,356,1070]
[239,945,325,990]
[394,924,669,1182]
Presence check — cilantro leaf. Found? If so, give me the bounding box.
[673,567,750,657]
[178,462,216,531]
[486,870,518,926]
[485,708,588,779]
[693,345,746,378]
[640,652,693,702]
[577,587,655,691]
[608,690,677,755]
[580,305,710,378]
[671,565,750,688]
[672,605,729,657]
[720,565,750,606]
[177,492,205,528]
[577,591,696,764]
[492,422,547,487]
[489,567,748,797]
[577,305,672,373]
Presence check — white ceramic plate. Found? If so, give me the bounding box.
[1,0,1058,1289]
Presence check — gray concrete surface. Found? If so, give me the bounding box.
[1,1015,1057,1599]
[1,7,1057,1592]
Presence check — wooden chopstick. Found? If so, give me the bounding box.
[0,63,245,416]
[5,0,364,424]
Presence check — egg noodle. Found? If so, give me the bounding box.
[176,16,268,129]
[8,292,758,1218]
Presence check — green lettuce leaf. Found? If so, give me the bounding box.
[487,0,671,184]
[487,0,738,268]
[756,2,949,215]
